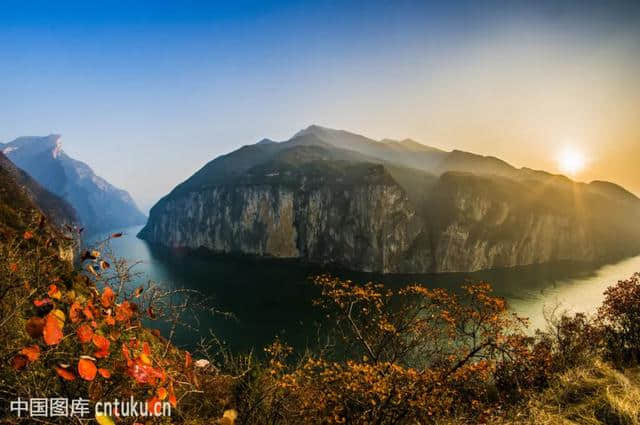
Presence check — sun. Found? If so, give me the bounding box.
[556,146,587,176]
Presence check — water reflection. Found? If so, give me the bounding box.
[92,226,640,353]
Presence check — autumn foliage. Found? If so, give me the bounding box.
[0,220,198,424]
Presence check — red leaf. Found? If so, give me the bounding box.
[83,305,95,320]
[92,334,110,358]
[23,231,34,240]
[69,302,83,323]
[115,301,135,322]
[20,345,40,362]
[111,232,123,238]
[142,341,151,356]
[43,313,63,345]
[185,351,192,368]
[77,324,94,343]
[11,355,28,370]
[101,287,115,308]
[98,368,111,378]
[33,298,51,307]
[55,365,76,381]
[78,358,97,381]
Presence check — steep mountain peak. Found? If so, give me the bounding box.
[293,124,347,139]
[2,134,63,159]
[256,138,277,145]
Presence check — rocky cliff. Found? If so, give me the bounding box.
[139,126,640,273]
[140,162,432,273]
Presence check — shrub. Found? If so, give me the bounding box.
[598,273,640,365]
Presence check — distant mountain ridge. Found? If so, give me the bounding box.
[0,151,77,233]
[1,135,146,234]
[139,125,640,273]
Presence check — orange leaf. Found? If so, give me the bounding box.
[142,341,151,356]
[48,284,62,300]
[43,313,63,345]
[20,345,40,362]
[101,287,115,308]
[78,358,97,381]
[33,298,51,307]
[168,390,177,407]
[55,365,76,381]
[77,324,94,343]
[69,302,83,323]
[9,262,18,273]
[147,396,163,415]
[99,260,110,270]
[115,301,135,322]
[157,387,168,400]
[25,317,45,338]
[83,305,95,320]
[93,334,110,358]
[23,231,33,240]
[93,334,110,350]
[185,351,192,368]
[122,344,133,367]
[98,368,111,378]
[94,348,109,359]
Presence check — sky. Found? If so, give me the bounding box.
[1,0,639,211]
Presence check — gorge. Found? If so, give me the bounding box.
[139,126,640,273]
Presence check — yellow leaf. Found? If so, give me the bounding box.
[95,412,115,425]
[139,353,152,366]
[51,309,66,324]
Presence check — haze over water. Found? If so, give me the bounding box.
[93,226,640,353]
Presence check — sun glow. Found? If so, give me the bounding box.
[557,146,587,176]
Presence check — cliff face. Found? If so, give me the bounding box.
[139,181,431,273]
[139,127,640,273]
[422,172,640,272]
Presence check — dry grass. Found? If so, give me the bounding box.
[513,360,640,425]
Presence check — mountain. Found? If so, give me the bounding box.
[0,135,146,234]
[139,126,640,273]
[0,151,77,235]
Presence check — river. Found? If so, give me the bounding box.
[90,226,640,354]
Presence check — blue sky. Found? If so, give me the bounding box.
[1,1,639,210]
